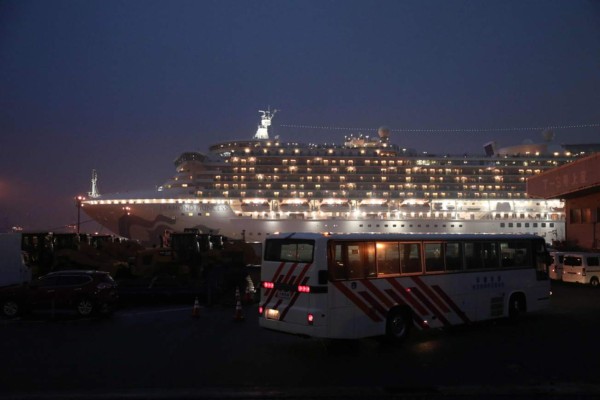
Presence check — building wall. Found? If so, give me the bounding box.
[566,192,600,250]
[527,153,600,198]
[528,153,600,251]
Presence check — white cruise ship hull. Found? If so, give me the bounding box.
[83,200,565,246]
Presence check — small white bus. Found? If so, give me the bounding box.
[562,253,600,287]
[258,233,551,342]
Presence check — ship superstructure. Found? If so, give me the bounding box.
[82,110,580,245]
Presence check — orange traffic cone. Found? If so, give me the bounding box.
[191,297,200,318]
[233,287,245,322]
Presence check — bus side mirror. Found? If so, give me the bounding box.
[318,270,328,284]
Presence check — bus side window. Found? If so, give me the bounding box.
[425,243,444,272]
[346,244,363,280]
[464,242,478,270]
[376,242,400,276]
[445,242,463,271]
[400,243,422,274]
[365,242,376,278]
[329,243,346,280]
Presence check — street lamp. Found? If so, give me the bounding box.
[75,196,85,234]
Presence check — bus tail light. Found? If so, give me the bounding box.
[298,285,310,293]
[258,306,264,315]
[307,313,314,325]
[263,281,274,289]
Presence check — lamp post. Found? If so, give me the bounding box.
[75,196,85,234]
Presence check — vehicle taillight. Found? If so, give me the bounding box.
[258,306,264,315]
[307,313,314,325]
[263,281,274,289]
[297,285,310,293]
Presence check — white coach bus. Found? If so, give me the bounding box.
[258,233,551,342]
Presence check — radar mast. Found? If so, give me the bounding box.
[88,169,100,198]
[254,107,278,140]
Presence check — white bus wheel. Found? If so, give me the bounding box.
[385,308,411,344]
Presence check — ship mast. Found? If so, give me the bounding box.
[253,108,277,140]
[88,169,100,198]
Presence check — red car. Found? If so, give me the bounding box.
[0,270,118,318]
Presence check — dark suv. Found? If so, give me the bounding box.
[0,270,118,318]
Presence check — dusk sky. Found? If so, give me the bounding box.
[1,0,599,233]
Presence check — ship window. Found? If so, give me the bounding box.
[500,223,505,228]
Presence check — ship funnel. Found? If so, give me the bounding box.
[483,141,497,157]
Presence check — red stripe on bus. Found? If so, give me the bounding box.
[410,276,450,313]
[276,263,313,321]
[408,286,451,327]
[279,277,310,321]
[264,262,286,296]
[358,290,387,318]
[262,263,311,310]
[261,262,297,309]
[281,263,299,286]
[431,284,471,324]
[385,278,428,316]
[362,279,394,309]
[332,281,382,322]
[292,263,312,286]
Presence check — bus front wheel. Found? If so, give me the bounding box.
[385,308,411,344]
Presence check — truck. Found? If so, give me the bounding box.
[0,233,32,287]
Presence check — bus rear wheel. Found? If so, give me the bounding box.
[385,308,411,344]
[590,277,599,287]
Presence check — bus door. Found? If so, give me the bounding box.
[328,241,379,338]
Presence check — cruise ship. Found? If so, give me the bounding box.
[82,109,576,246]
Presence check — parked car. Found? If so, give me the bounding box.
[0,270,118,318]
[562,253,600,287]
